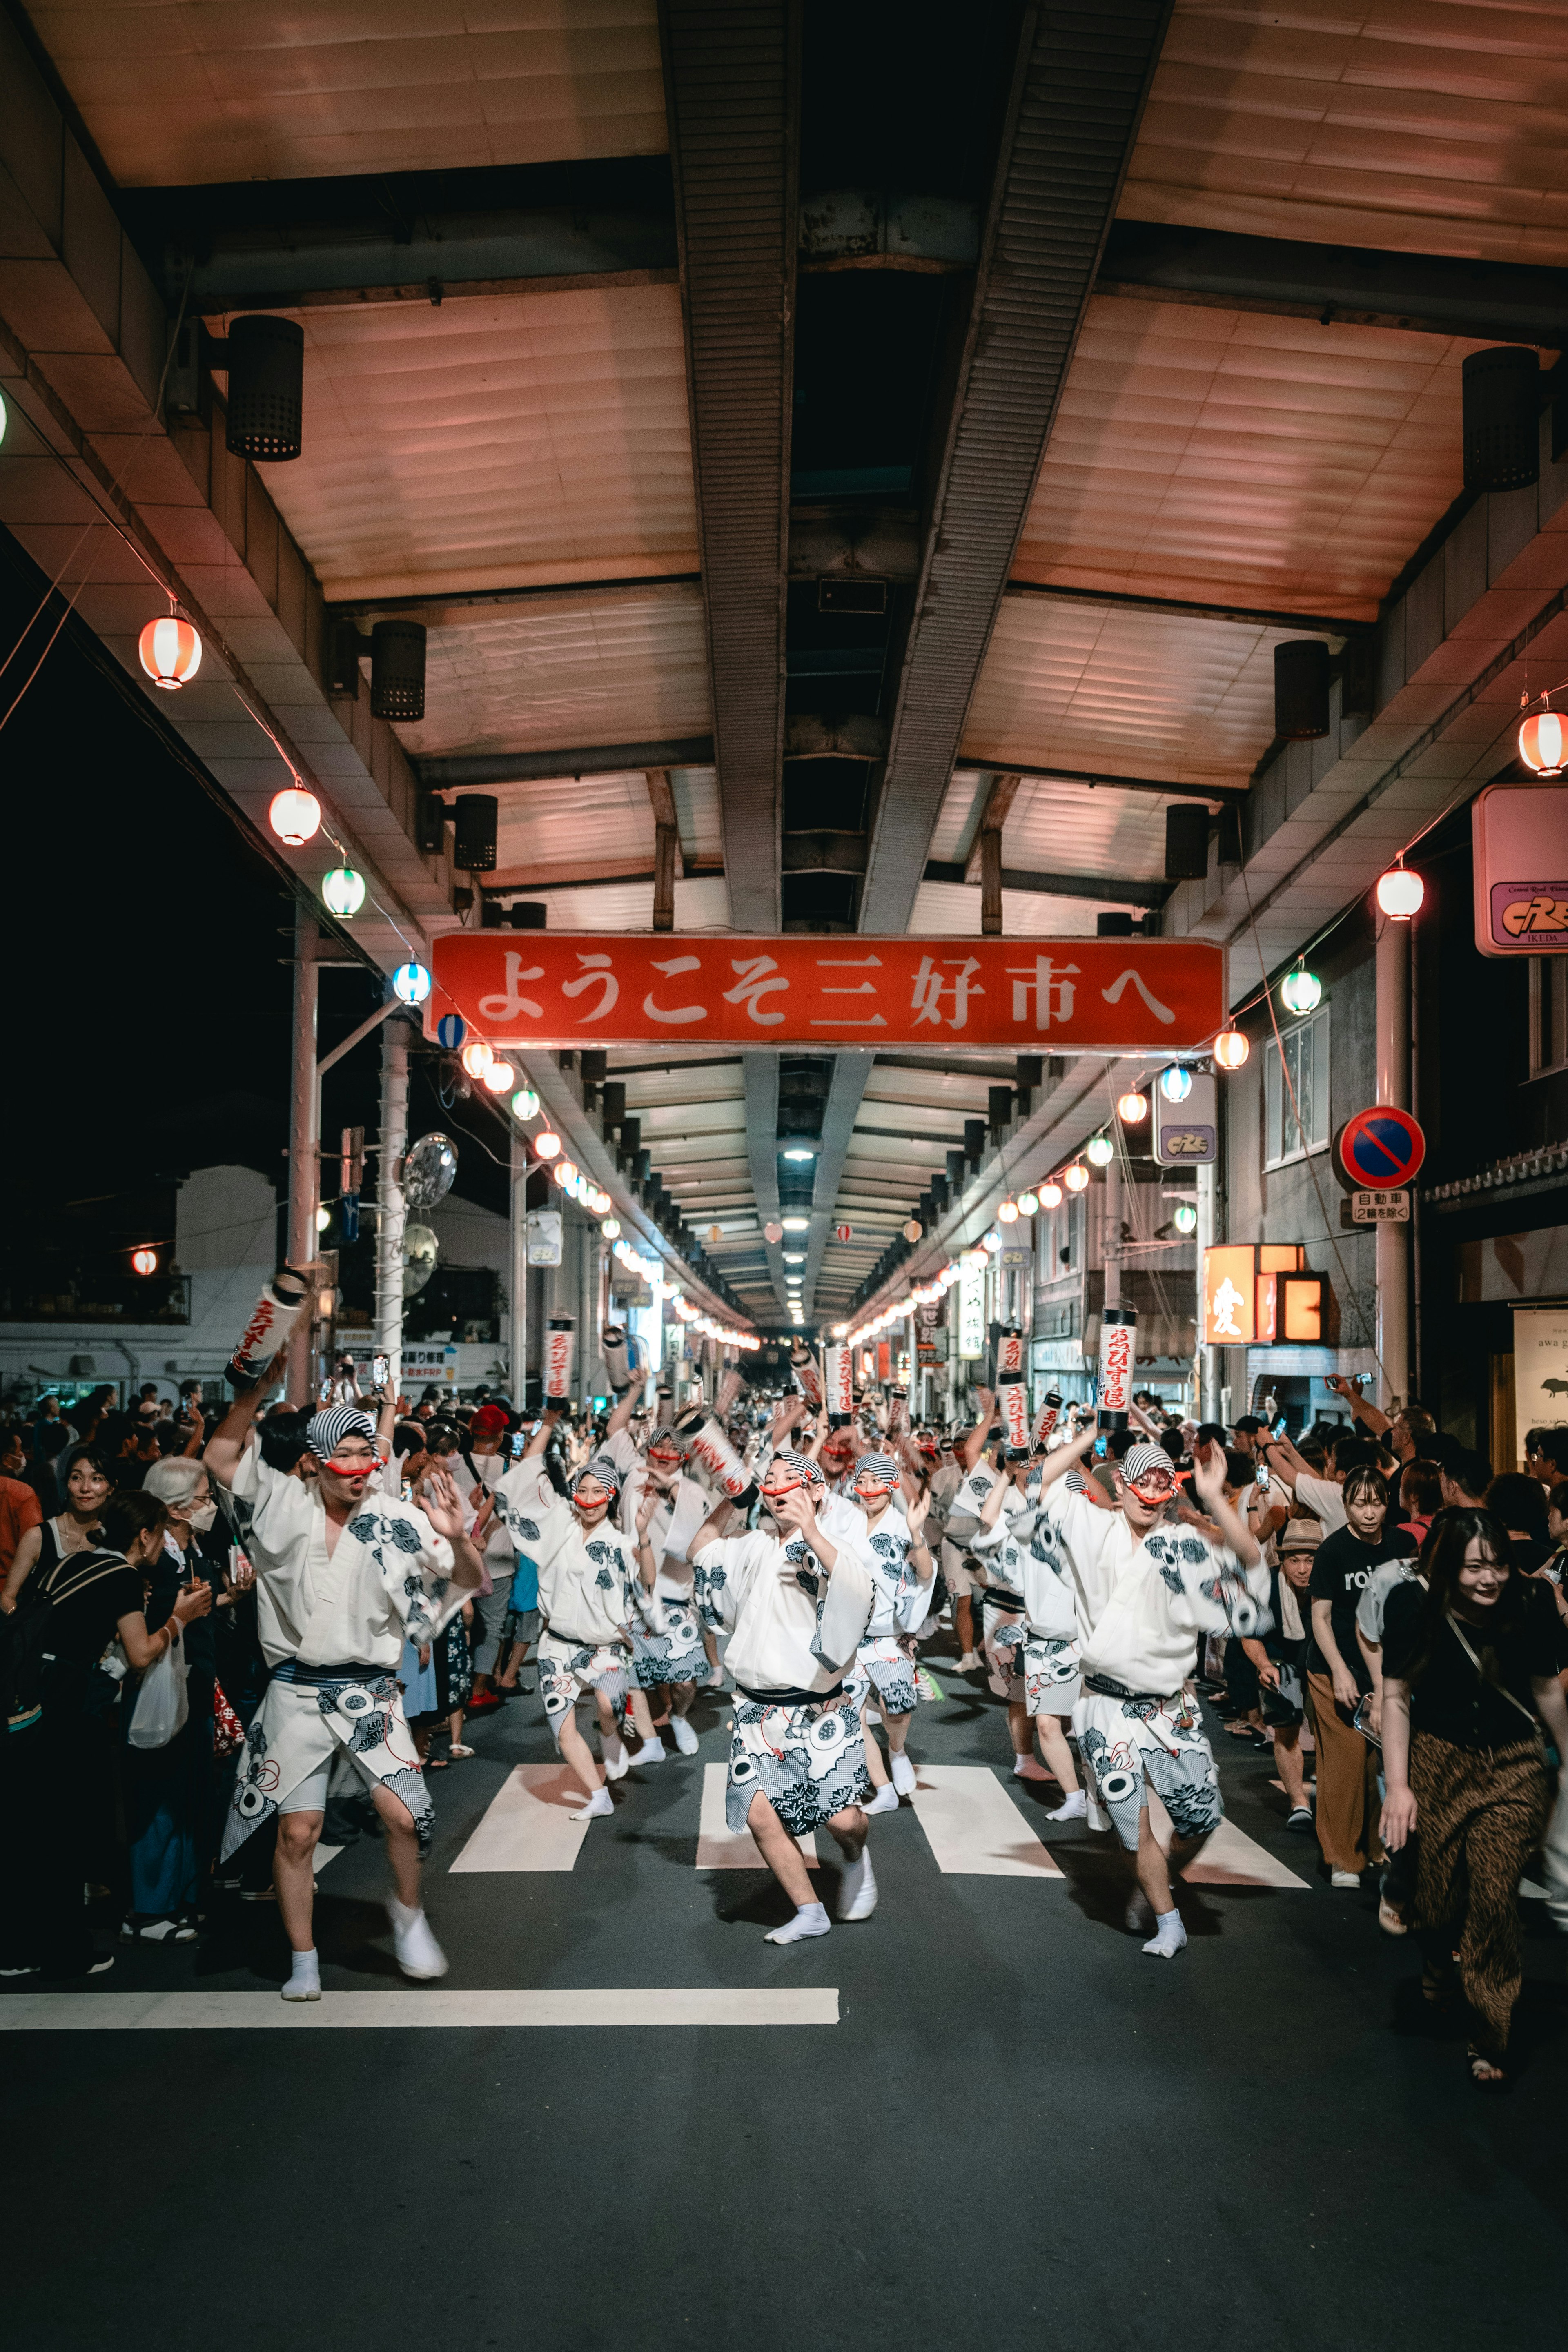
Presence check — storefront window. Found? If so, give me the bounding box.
[1263,1008,1330,1169]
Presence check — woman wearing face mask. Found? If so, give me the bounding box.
[1305,1464,1418,1891]
[1380,1510,1568,2085]
[119,1457,225,1940]
[1,1444,114,1615]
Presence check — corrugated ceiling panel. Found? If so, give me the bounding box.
[863,1067,997,1109]
[670,767,721,859]
[405,589,711,761]
[1122,0,1568,265]
[37,1,667,186]
[481,769,654,878]
[910,880,1151,938]
[962,597,1314,792]
[238,287,696,605]
[505,875,730,930]
[1005,774,1176,882]
[1013,296,1478,618]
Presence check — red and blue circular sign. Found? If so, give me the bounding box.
[1336,1105,1425,1189]
[435,1012,466,1050]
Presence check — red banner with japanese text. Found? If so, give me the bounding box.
[428,934,1226,1053]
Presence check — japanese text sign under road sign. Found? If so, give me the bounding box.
[429,934,1227,1053]
[1351,1189,1410,1223]
[1336,1106,1425,1190]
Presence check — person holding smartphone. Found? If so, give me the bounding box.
[1305,1465,1417,1889]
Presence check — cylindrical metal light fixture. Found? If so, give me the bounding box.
[224,315,305,461]
[453,793,498,871]
[1462,346,1539,492]
[1274,639,1330,741]
[370,619,426,722]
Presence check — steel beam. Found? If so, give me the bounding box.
[923,860,1167,907]
[858,0,1175,939]
[1099,221,1568,347]
[418,738,715,789]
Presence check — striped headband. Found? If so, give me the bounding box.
[766,1448,825,1492]
[572,1453,621,1503]
[306,1407,376,1459]
[852,1451,900,1490]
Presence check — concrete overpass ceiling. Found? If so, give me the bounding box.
[13,1,1568,1343]
[34,0,670,186]
[1121,0,1568,268]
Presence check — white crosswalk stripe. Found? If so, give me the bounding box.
[448,1765,597,1873]
[0,1988,840,2032]
[907,1765,1065,1877]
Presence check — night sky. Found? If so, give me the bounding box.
[0,525,509,1319]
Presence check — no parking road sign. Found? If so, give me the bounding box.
[1336,1105,1425,1191]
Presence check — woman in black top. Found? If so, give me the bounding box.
[0,1491,212,1978]
[1380,1508,1568,2085]
[1305,1467,1417,1884]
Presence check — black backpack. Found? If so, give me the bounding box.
[2,1547,129,1733]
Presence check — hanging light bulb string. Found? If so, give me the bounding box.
[1238,862,1389,1392]
[0,263,196,724]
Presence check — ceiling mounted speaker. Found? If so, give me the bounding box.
[507,902,546,929]
[1463,346,1539,492]
[224,315,304,462]
[1096,911,1134,937]
[946,1148,967,1192]
[1165,802,1209,881]
[1274,639,1330,740]
[453,793,497,872]
[370,620,426,722]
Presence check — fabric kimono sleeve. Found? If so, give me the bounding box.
[369,1501,462,1648]
[1041,1476,1121,1621]
[691,1529,768,1632]
[942,1468,996,1547]
[810,1550,874,1675]
[491,1460,570,1559]
[1141,1526,1273,1638]
[220,1441,312,1568]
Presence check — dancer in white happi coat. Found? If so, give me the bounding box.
[971,1461,1086,1819]
[690,1449,877,1944]
[486,1418,662,1818]
[205,1381,486,2000]
[601,1413,712,1753]
[1025,1428,1271,1957]
[944,1428,1039,1774]
[849,1452,936,1814]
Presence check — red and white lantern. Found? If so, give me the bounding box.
[996,1326,1025,1379]
[1000,1379,1030,1451]
[673,1405,750,1499]
[824,1344,853,1419]
[138,613,203,691]
[789,1341,823,1405]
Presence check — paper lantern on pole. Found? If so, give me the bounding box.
[269,786,321,846]
[1519,709,1568,777]
[1375,864,1425,921]
[138,614,202,691]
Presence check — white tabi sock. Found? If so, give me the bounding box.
[765,1901,831,1945]
[282,1948,321,2002]
[1141,1908,1187,1959]
[569,1786,615,1821]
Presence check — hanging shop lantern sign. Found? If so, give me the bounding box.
[1472,782,1568,956]
[1097,1305,1137,1424]
[1154,1067,1217,1165]
[1336,1105,1426,1191]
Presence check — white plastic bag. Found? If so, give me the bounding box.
[128,1630,189,1749]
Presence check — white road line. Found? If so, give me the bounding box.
[448,1764,596,1873]
[696,1762,818,1868]
[908,1765,1065,1877]
[0,1987,839,2031]
[1146,1791,1309,1888]
[314,1844,343,1872]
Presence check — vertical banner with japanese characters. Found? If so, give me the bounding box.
[429,935,1225,1053]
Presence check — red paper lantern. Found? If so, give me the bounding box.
[138,614,202,691]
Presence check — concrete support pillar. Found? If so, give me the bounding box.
[373,1013,409,1403]
[1196,1159,1220,1424]
[286,905,320,1402]
[1376,917,1412,1410]
[510,1131,530,1405]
